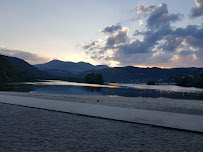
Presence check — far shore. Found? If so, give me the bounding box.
[0,91,202,116]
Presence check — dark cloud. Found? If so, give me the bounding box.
[83,40,101,50]
[191,0,203,17]
[100,24,122,34]
[82,40,107,61]
[118,24,172,54]
[185,35,203,48]
[160,35,184,52]
[178,50,195,56]
[165,25,203,49]
[106,27,129,46]
[137,3,181,29]
[116,23,203,66]
[146,3,181,29]
[151,25,203,54]
[0,47,50,64]
[143,24,172,43]
[117,39,151,54]
[173,25,203,38]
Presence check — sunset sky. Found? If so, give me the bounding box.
[0,0,202,67]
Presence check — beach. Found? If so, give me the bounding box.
[0,102,203,152]
[0,91,203,151]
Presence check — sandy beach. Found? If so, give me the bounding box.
[0,91,202,115]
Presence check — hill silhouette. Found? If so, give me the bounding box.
[5,56,49,78]
[0,54,19,83]
[34,60,109,77]
[81,66,203,83]
[2,54,203,86]
[0,54,49,83]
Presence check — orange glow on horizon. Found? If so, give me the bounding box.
[109,60,120,67]
[132,65,172,69]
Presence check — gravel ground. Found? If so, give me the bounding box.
[0,103,203,152]
[0,91,203,115]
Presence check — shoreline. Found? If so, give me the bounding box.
[0,91,203,116]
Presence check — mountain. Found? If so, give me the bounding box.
[1,54,202,85]
[0,54,49,83]
[81,66,203,83]
[34,60,109,77]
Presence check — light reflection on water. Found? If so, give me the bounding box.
[24,80,117,88]
[4,80,202,100]
[119,83,203,93]
[24,80,203,93]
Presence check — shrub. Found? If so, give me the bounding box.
[85,73,104,85]
[147,81,155,85]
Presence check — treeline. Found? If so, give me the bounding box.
[177,74,203,88]
[0,55,19,83]
[0,54,36,84]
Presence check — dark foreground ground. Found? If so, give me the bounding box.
[0,103,203,152]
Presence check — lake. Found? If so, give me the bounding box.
[1,80,203,100]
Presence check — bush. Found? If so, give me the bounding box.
[147,81,155,85]
[85,73,104,85]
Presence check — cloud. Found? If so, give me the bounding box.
[116,24,172,55]
[161,25,203,50]
[99,24,122,34]
[139,20,143,26]
[146,3,181,29]
[83,40,101,50]
[106,27,129,46]
[191,0,203,17]
[136,4,156,15]
[112,23,203,67]
[0,46,50,65]
[81,2,203,67]
[117,39,151,54]
[137,3,181,29]
[159,35,184,52]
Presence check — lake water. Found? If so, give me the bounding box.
[1,80,203,100]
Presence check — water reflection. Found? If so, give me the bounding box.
[119,83,203,93]
[23,80,203,92]
[1,80,203,100]
[85,87,102,92]
[33,85,103,96]
[24,80,117,88]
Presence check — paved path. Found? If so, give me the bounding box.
[0,94,203,132]
[1,91,202,115]
[0,103,203,152]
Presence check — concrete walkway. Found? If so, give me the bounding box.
[0,94,202,133]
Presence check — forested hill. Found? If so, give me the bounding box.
[0,54,48,83]
[4,55,48,78]
[81,66,203,83]
[0,54,19,83]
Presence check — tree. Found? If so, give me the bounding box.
[177,74,203,88]
[147,81,155,85]
[0,55,19,83]
[85,73,104,85]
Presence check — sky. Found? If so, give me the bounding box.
[0,0,202,68]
